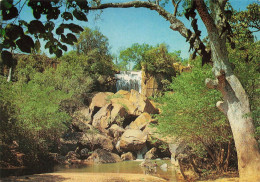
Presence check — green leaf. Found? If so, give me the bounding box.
[28,20,45,34]
[61,12,73,20]
[73,9,88,21]
[2,6,18,20]
[5,24,24,40]
[16,35,34,53]
[68,23,84,33]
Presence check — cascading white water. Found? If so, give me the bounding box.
[136,145,148,160]
[115,71,142,93]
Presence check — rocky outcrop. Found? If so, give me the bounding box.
[87,149,122,164]
[119,129,147,152]
[59,90,172,165]
[121,152,136,161]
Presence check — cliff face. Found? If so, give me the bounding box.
[141,64,191,97]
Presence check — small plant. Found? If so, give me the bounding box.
[106,93,124,101]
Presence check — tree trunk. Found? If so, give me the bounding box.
[195,0,260,180]
[7,67,12,82]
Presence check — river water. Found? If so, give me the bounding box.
[54,160,177,181]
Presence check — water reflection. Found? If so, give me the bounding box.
[54,160,177,181]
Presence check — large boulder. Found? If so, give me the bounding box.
[119,129,147,152]
[79,133,114,151]
[89,92,114,110]
[110,103,128,125]
[129,112,152,130]
[92,104,113,130]
[121,152,136,161]
[108,124,125,138]
[87,149,122,164]
[129,89,159,114]
[110,98,138,115]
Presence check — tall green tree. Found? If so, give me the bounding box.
[156,58,233,172]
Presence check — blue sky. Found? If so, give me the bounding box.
[18,0,259,59]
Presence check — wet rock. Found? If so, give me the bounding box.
[129,112,152,130]
[119,129,147,152]
[87,149,122,164]
[160,163,168,172]
[145,147,157,160]
[121,152,136,161]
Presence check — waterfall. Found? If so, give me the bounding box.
[115,71,142,93]
[136,145,148,160]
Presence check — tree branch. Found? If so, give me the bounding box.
[172,0,181,17]
[195,0,217,32]
[89,0,209,60]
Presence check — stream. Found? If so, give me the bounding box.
[54,160,177,181]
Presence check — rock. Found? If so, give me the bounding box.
[119,129,147,152]
[87,149,122,164]
[110,103,128,125]
[79,133,114,152]
[89,92,114,110]
[72,120,92,132]
[129,89,159,114]
[115,90,131,100]
[73,107,92,124]
[110,98,138,115]
[129,112,152,130]
[108,124,125,138]
[145,147,157,160]
[121,152,136,161]
[60,132,83,156]
[160,163,168,172]
[66,151,79,160]
[92,104,113,130]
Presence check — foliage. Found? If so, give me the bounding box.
[227,3,260,143]
[1,0,89,58]
[119,43,153,70]
[155,58,233,170]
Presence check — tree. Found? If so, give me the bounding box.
[119,43,153,70]
[1,0,259,179]
[156,58,233,173]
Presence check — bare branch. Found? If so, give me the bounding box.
[172,0,181,17]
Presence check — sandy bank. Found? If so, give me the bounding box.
[0,172,168,182]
